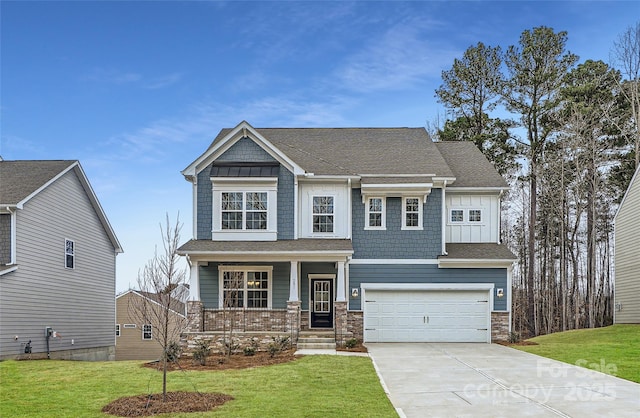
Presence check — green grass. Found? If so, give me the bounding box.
[0,355,396,417]
[514,324,640,383]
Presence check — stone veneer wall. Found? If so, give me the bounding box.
[491,311,510,342]
[347,311,364,341]
[203,309,288,332]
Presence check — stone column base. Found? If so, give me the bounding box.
[286,301,301,343]
[186,301,204,333]
[334,301,348,346]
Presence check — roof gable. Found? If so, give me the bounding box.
[434,142,509,189]
[615,165,640,221]
[0,160,122,253]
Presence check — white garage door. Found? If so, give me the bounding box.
[364,289,490,343]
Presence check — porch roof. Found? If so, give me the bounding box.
[438,243,516,268]
[178,239,353,261]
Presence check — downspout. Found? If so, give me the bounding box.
[8,207,17,265]
[441,181,448,255]
[347,178,352,239]
[294,175,299,239]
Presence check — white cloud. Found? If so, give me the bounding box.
[336,18,458,93]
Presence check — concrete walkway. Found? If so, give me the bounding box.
[367,343,640,418]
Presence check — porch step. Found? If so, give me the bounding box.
[297,331,336,350]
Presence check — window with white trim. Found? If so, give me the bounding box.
[221,191,267,230]
[450,209,464,223]
[469,209,482,222]
[312,196,334,233]
[402,197,422,230]
[220,267,272,309]
[366,197,386,229]
[142,324,152,340]
[115,324,120,337]
[65,239,75,269]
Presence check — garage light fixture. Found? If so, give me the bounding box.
[496,288,504,298]
[351,288,359,298]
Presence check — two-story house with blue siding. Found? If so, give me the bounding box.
[178,121,515,348]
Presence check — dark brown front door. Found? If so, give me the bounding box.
[310,278,333,328]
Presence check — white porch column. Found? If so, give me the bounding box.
[189,261,201,301]
[336,261,346,302]
[289,261,299,302]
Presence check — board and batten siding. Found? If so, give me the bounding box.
[615,168,640,323]
[0,169,116,359]
[445,193,500,243]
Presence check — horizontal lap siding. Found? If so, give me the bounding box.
[615,172,640,323]
[349,264,507,311]
[0,170,116,358]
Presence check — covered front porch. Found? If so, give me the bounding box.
[178,239,354,345]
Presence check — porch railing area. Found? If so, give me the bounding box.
[203,308,288,332]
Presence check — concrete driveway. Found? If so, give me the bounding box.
[367,343,640,418]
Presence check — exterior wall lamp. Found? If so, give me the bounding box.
[351,288,359,298]
[496,288,504,298]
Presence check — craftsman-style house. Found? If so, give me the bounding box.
[178,121,515,348]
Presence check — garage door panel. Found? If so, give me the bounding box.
[364,289,491,343]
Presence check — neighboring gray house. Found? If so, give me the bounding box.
[178,121,515,347]
[0,160,122,360]
[614,165,640,324]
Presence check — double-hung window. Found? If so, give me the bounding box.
[142,324,152,340]
[221,192,267,230]
[365,197,386,230]
[65,239,75,269]
[312,196,334,233]
[402,197,423,230]
[220,267,272,309]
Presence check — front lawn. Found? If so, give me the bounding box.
[0,355,396,417]
[514,324,640,383]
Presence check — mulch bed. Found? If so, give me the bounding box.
[336,342,368,353]
[496,340,539,346]
[102,391,233,416]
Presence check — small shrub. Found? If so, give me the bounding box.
[267,335,291,358]
[267,342,280,358]
[243,346,256,356]
[508,332,520,344]
[192,340,211,366]
[345,338,358,349]
[164,341,182,362]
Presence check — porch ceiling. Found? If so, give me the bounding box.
[178,239,353,262]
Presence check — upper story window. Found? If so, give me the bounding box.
[211,177,278,241]
[221,192,267,230]
[366,197,386,230]
[312,196,334,233]
[65,239,75,269]
[448,208,483,224]
[219,266,272,309]
[402,197,423,230]
[450,209,464,223]
[469,209,482,222]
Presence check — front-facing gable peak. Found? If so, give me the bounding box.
[182,121,305,179]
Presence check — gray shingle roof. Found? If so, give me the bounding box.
[178,239,354,254]
[440,243,516,260]
[0,160,76,205]
[210,127,454,177]
[434,142,508,188]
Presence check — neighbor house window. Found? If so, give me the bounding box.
[115,324,120,337]
[469,209,482,222]
[366,197,386,229]
[450,209,464,223]
[65,239,75,269]
[220,267,272,309]
[221,192,268,230]
[312,196,334,233]
[142,324,152,340]
[402,197,422,230]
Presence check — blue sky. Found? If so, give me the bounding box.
[1,1,637,292]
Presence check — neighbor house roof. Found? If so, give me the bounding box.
[0,159,122,253]
[434,142,509,188]
[116,290,186,317]
[0,160,77,205]
[204,125,455,178]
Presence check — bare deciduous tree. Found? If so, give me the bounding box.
[129,214,188,402]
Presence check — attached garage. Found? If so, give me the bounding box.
[362,283,493,343]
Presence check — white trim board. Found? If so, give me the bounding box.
[349,259,439,265]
